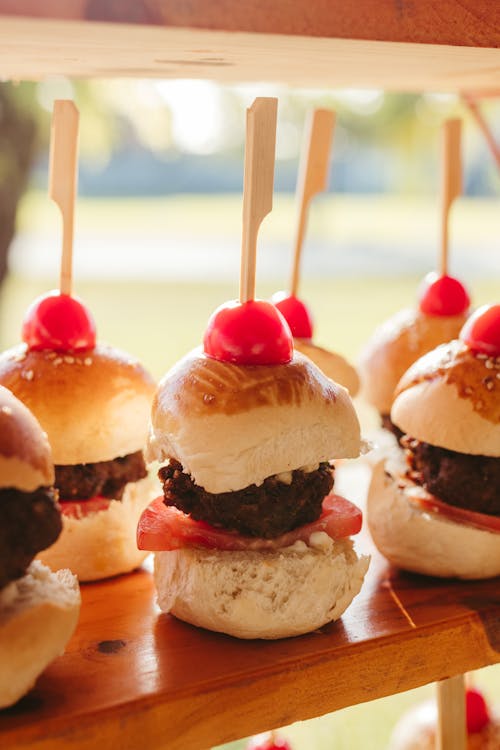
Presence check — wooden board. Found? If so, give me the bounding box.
[0,464,498,750]
[0,7,499,89]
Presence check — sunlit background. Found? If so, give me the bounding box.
[0,77,498,750]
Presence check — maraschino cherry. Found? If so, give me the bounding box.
[203,299,293,366]
[271,291,313,339]
[22,290,96,352]
[466,687,491,734]
[246,733,292,750]
[418,271,470,317]
[460,303,500,357]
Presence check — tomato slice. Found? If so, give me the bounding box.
[137,494,362,552]
[59,496,112,519]
[408,492,500,535]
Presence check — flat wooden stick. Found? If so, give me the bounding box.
[290,108,335,296]
[49,100,79,296]
[436,675,466,750]
[239,97,278,303]
[440,118,462,277]
[462,93,500,172]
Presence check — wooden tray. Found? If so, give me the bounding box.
[0,464,498,750]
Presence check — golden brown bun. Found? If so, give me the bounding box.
[0,561,80,708]
[389,699,500,750]
[147,347,361,494]
[154,536,369,639]
[0,384,53,492]
[392,340,500,456]
[293,339,360,396]
[367,457,500,579]
[0,344,156,464]
[359,308,467,413]
[38,475,156,581]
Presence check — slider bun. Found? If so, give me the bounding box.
[293,338,360,396]
[392,341,500,456]
[367,459,500,579]
[38,476,155,581]
[148,347,361,494]
[389,699,500,750]
[154,537,369,639]
[0,344,156,464]
[0,385,53,492]
[0,560,80,708]
[359,308,467,414]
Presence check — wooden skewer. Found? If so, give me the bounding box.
[290,108,335,297]
[440,118,462,277]
[461,93,500,172]
[436,674,466,750]
[239,97,278,303]
[49,99,79,296]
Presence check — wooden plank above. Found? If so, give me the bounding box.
[0,12,499,89]
[0,465,498,750]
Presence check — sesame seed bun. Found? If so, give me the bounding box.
[0,344,156,464]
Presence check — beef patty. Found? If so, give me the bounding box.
[55,450,147,501]
[159,459,334,538]
[380,413,404,443]
[402,436,500,516]
[0,486,62,589]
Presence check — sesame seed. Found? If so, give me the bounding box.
[477,353,488,360]
[22,369,34,381]
[46,352,57,360]
[53,357,63,366]
[485,359,494,369]
[1,406,12,415]
[64,356,75,364]
[84,357,92,366]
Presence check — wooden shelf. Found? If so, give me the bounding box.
[0,465,498,750]
[0,1,499,89]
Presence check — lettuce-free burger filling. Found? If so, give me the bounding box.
[402,436,500,516]
[159,459,334,538]
[55,450,147,501]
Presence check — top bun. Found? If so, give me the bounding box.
[147,347,361,494]
[392,340,500,456]
[293,339,360,396]
[0,384,53,492]
[359,308,467,413]
[0,344,156,465]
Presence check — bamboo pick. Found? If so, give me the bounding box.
[436,674,466,750]
[49,99,79,296]
[239,97,278,303]
[290,108,335,297]
[440,118,462,277]
[461,93,500,172]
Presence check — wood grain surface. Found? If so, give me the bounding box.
[0,8,499,88]
[0,465,498,750]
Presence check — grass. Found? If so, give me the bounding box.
[2,191,499,750]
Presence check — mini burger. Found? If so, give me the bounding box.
[367,304,500,579]
[0,385,80,708]
[0,291,156,581]
[138,342,369,640]
[359,272,470,437]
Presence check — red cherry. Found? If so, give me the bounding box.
[246,735,292,750]
[466,687,490,734]
[418,272,470,316]
[271,291,314,339]
[460,303,500,357]
[203,299,293,365]
[22,290,96,352]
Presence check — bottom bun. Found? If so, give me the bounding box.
[389,699,500,750]
[367,458,500,579]
[38,476,156,582]
[154,535,369,639]
[0,560,80,708]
